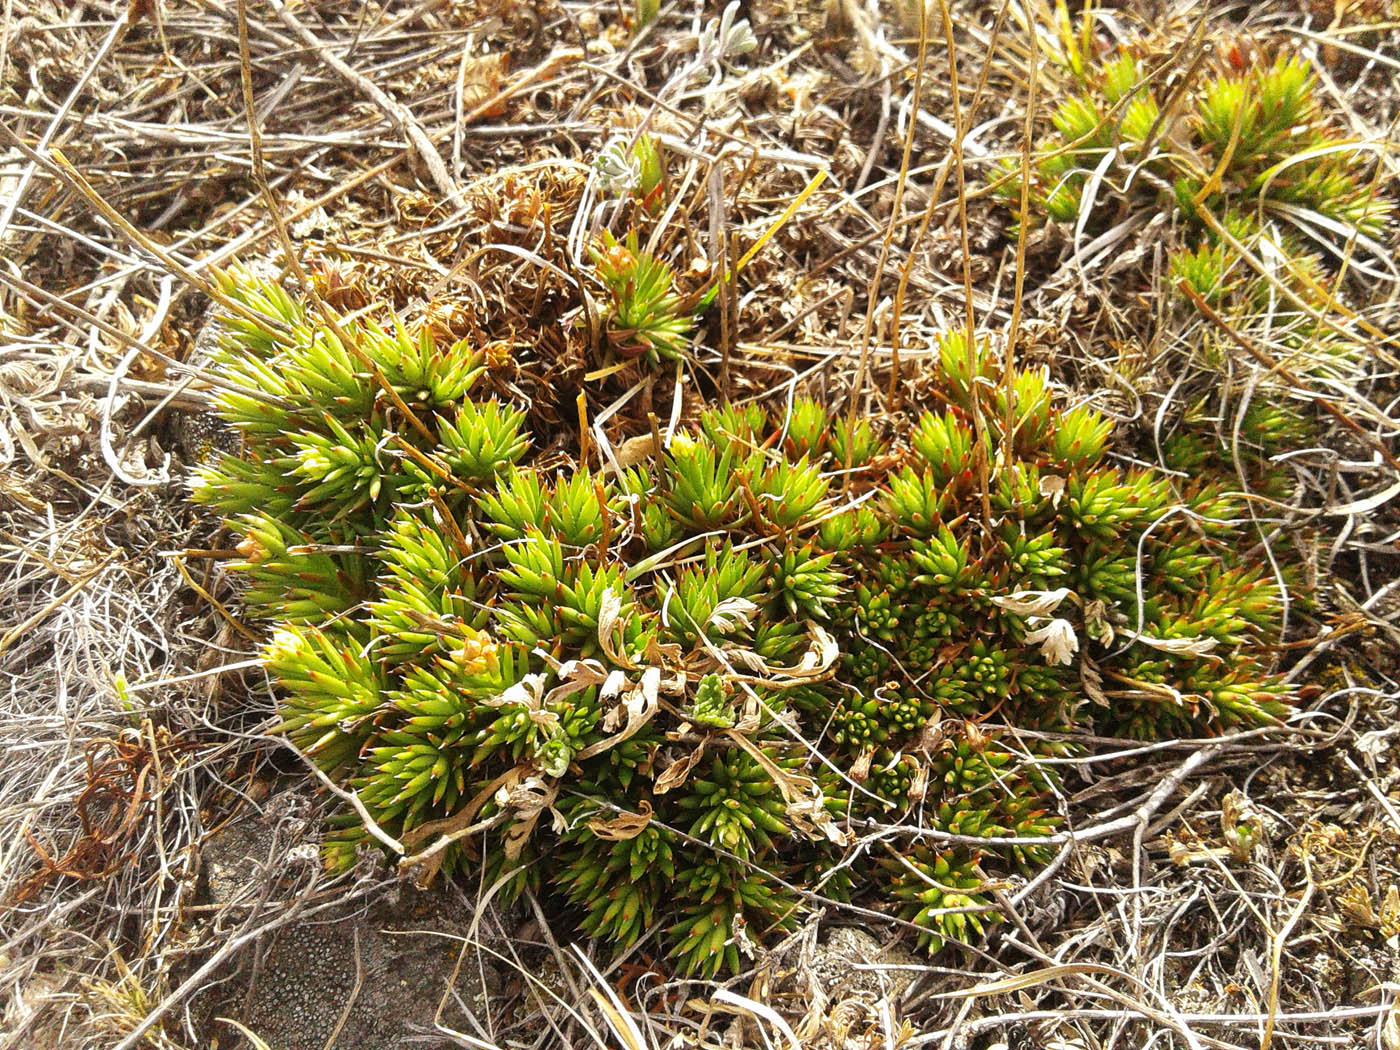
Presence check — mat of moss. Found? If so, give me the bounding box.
[190,271,1296,977]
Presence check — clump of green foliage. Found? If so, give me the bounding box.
[588,133,701,367]
[999,37,1392,382]
[590,229,696,365]
[1003,48,1389,236]
[195,275,1291,975]
[995,22,1392,527]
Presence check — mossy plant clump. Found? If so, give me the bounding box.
[194,273,1292,976]
[999,39,1393,382]
[993,26,1393,536]
[1002,49,1390,237]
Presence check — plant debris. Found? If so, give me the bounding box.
[1,1,1398,1049]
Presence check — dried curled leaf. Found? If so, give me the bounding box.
[653,741,707,795]
[1127,632,1219,657]
[398,766,526,886]
[992,587,1075,618]
[498,776,562,860]
[725,729,847,846]
[1023,617,1080,666]
[586,800,655,841]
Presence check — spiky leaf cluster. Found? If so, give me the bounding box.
[195,275,1293,974]
[999,42,1390,387]
[589,230,697,365]
[1001,49,1391,238]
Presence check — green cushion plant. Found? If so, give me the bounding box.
[1002,49,1389,239]
[998,32,1392,410]
[194,274,1292,976]
[994,24,1391,519]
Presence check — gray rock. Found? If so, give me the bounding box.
[810,926,919,1002]
[229,890,505,1050]
[198,794,510,1050]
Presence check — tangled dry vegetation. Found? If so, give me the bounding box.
[2,1,1400,1048]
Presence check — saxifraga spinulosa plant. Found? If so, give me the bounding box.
[1000,48,1390,237]
[998,36,1393,385]
[194,273,1292,976]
